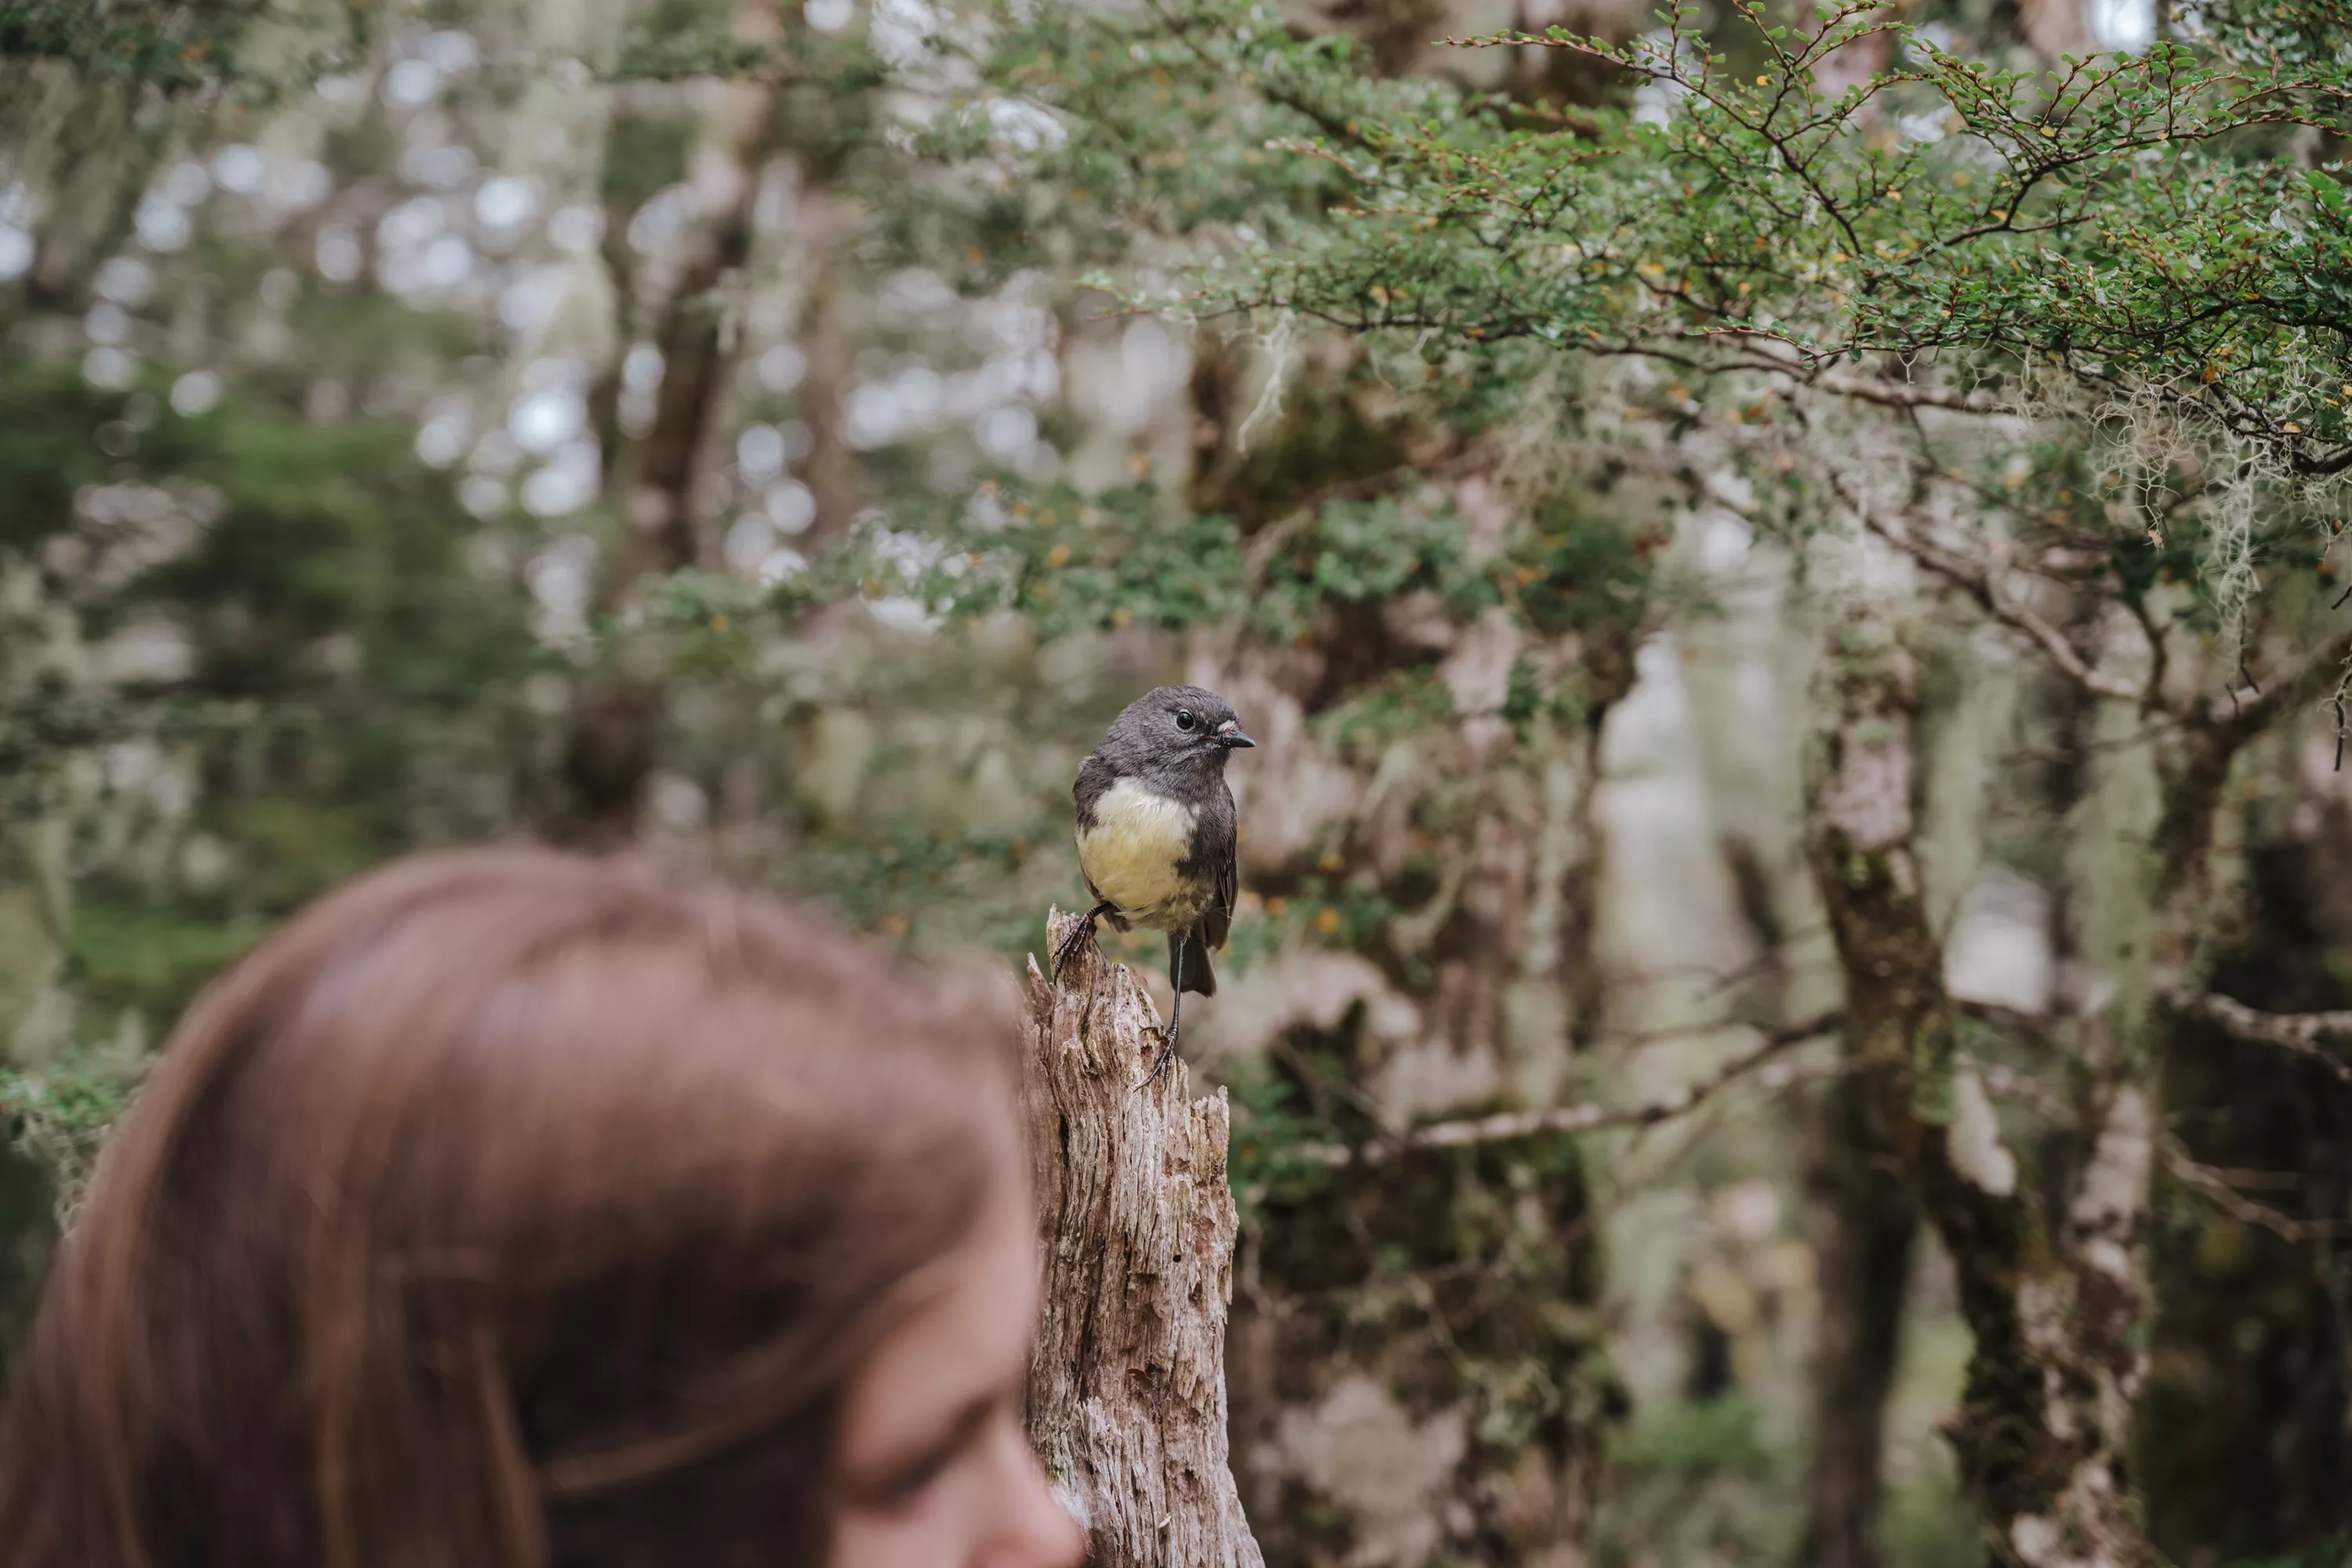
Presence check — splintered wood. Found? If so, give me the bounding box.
[1022,908,1264,1568]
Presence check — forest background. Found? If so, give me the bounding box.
[3,0,2350,1560]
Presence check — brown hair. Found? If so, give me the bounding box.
[0,847,1023,1568]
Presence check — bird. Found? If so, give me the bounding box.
[1054,684,1253,1087]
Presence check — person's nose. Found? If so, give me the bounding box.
[978,1422,1085,1568]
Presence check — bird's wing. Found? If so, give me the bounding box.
[1073,746,1118,924]
[1202,787,1237,953]
[1202,864,1233,952]
[1072,747,1114,830]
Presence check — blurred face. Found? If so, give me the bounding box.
[826,1186,1084,1568]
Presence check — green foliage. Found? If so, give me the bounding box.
[891,1,1363,281]
[1881,1466,1987,1568]
[1225,1065,1340,1218]
[1590,1396,1799,1567]
[0,350,550,1224]
[2194,0,2352,68]
[1200,0,2347,452]
[696,485,1252,639]
[670,473,1667,700]
[600,112,701,212]
[612,27,789,82]
[0,0,268,86]
[1254,496,1495,641]
[1313,667,1458,757]
[0,1040,146,1224]
[1616,1395,1781,1479]
[0,365,522,711]
[644,472,1663,665]
[954,0,2352,604]
[2213,1548,2352,1568]
[0,360,167,552]
[0,0,372,94]
[0,1052,140,1163]
[782,817,1058,955]
[147,419,524,708]
[1509,500,1662,640]
[1,350,543,1047]
[70,899,263,1024]
[987,493,1250,639]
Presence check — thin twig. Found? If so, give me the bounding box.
[1289,1010,1844,1166]
[2200,621,2352,739]
[2177,992,2352,1083]
[1722,349,2009,414]
[2161,1132,2352,1243]
[2123,590,2171,713]
[1955,996,2062,1049]
[1827,469,2143,703]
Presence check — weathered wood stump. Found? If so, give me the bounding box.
[1022,909,1265,1568]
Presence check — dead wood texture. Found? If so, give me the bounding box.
[1021,908,1265,1568]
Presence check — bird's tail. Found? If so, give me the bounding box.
[1169,927,1216,997]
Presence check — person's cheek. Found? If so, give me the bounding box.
[836,1424,1080,1568]
[829,1501,950,1568]
[973,1422,1084,1568]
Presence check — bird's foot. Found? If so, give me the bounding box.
[1135,1019,1181,1094]
[1050,913,1100,983]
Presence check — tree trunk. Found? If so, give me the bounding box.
[1022,908,1265,1568]
[1182,365,1648,1566]
[542,5,783,848]
[1806,624,2158,1568]
[1796,1069,1919,1568]
[2138,733,2352,1562]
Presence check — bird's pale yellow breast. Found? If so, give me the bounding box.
[1076,778,1203,927]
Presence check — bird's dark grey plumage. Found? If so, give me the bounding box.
[1058,684,1252,1084]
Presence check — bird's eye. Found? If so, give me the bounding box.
[1175,710,1196,731]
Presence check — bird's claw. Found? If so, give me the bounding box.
[1050,916,1098,983]
[1135,1021,1180,1094]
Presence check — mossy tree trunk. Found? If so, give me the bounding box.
[1189,359,1651,1567]
[1806,618,2159,1568]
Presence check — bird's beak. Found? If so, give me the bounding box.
[1214,720,1255,749]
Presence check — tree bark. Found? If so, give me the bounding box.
[1795,1069,1919,1568]
[1022,908,1265,1568]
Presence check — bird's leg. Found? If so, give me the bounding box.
[1141,944,1185,1091]
[1051,901,1116,982]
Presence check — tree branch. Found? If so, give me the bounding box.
[1702,343,2010,413]
[1290,1010,1845,1166]
[2198,619,2352,742]
[2176,991,2352,1083]
[2161,1133,2352,1243]
[1827,470,2143,704]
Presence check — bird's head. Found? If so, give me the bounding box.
[1112,684,1254,771]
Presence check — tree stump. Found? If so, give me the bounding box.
[1022,909,1265,1568]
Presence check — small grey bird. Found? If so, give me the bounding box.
[1055,684,1254,1085]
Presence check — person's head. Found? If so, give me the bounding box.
[0,848,1083,1568]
